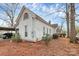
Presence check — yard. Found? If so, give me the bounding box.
[0,38,79,56]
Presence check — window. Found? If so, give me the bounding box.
[43,27,45,35]
[15,29,19,34]
[32,31,35,38]
[49,29,51,34]
[24,13,28,20]
[47,28,48,34]
[25,25,27,37]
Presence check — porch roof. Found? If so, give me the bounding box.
[0,27,15,31]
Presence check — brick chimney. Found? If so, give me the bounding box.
[49,20,51,24]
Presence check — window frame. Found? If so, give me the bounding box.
[47,28,48,34]
[23,13,29,20]
[25,25,28,37]
[43,27,45,35]
[49,29,51,35]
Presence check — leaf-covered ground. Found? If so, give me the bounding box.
[0,38,79,56]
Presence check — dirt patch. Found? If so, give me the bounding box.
[0,38,79,56]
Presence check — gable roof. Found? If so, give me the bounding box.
[15,6,58,28]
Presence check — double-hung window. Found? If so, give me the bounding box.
[47,28,48,34]
[43,27,45,35]
[25,25,27,37]
[49,29,51,35]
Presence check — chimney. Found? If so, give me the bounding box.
[52,24,58,28]
[49,20,51,24]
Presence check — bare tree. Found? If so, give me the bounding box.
[0,3,19,27]
[46,4,69,36]
[46,4,79,38]
[69,3,76,43]
[66,3,70,38]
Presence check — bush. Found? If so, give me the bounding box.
[70,39,76,43]
[62,33,66,37]
[42,34,52,46]
[0,34,2,38]
[59,33,62,37]
[52,33,58,39]
[59,33,66,37]
[11,33,22,42]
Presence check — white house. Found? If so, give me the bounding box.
[15,6,58,42]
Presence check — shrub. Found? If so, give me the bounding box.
[0,34,2,38]
[42,34,52,46]
[52,33,58,39]
[59,33,66,37]
[11,33,22,42]
[62,33,66,37]
[62,30,66,37]
[59,33,62,37]
[70,38,76,43]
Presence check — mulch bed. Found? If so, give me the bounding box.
[0,38,79,56]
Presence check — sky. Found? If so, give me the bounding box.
[0,3,79,31]
[25,3,66,24]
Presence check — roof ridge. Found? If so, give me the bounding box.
[15,5,58,28]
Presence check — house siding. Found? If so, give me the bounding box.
[34,18,56,41]
[16,7,57,42]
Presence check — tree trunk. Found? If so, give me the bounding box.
[11,18,14,27]
[66,3,70,38]
[69,3,76,43]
